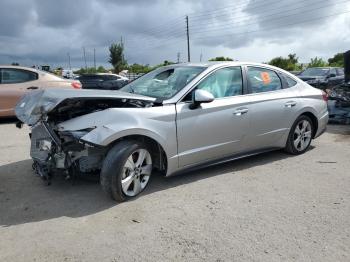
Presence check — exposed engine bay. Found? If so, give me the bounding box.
[30,120,108,183]
[16,89,157,184]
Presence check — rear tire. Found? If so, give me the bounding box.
[285,115,314,155]
[100,140,153,202]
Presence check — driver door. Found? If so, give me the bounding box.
[175,66,250,167]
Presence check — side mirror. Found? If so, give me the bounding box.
[329,73,336,78]
[189,89,214,109]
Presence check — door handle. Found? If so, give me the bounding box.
[285,101,297,107]
[233,108,248,116]
[27,86,38,90]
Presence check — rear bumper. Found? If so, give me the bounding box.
[315,111,329,138]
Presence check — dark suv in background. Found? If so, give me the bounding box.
[297,67,344,89]
[78,73,129,90]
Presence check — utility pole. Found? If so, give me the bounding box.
[200,51,203,62]
[186,15,190,62]
[177,52,180,63]
[83,47,87,70]
[67,52,71,70]
[93,48,96,70]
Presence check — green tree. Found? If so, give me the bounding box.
[328,53,344,67]
[108,42,127,73]
[127,63,152,74]
[208,56,233,61]
[308,57,328,68]
[96,66,107,73]
[152,60,176,70]
[268,53,301,71]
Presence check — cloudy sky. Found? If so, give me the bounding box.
[0,0,349,69]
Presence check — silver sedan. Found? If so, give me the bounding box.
[17,62,329,201]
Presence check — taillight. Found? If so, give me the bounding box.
[71,81,82,89]
[321,90,328,102]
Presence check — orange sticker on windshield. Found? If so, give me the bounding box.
[261,72,271,84]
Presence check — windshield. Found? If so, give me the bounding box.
[299,68,329,77]
[120,66,206,99]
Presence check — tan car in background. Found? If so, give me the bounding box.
[0,65,81,117]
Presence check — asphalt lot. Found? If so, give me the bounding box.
[0,119,349,262]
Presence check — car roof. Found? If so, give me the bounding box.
[0,65,43,72]
[164,61,278,68]
[162,61,295,75]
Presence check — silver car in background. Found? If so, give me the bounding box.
[16,62,328,201]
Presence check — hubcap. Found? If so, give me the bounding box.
[121,149,152,197]
[293,120,312,151]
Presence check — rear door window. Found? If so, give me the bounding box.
[247,67,282,93]
[1,68,38,84]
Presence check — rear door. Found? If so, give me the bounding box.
[242,66,302,150]
[176,66,251,167]
[0,68,39,116]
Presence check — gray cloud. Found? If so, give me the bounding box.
[0,0,349,67]
[33,0,92,28]
[0,0,33,37]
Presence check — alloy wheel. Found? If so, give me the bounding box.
[293,120,312,151]
[121,149,152,197]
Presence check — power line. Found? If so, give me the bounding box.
[121,0,282,47]
[189,0,332,27]
[117,0,350,63]
[187,0,255,19]
[125,0,343,49]
[189,0,349,35]
[191,9,350,41]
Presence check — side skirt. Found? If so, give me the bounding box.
[167,147,281,177]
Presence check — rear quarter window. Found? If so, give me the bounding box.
[283,74,298,87]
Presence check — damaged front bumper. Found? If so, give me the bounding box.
[15,89,157,183]
[30,121,107,183]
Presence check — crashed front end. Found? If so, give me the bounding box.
[29,121,106,182]
[16,89,155,183]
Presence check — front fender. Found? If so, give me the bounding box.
[57,106,178,171]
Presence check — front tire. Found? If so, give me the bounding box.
[285,115,314,155]
[100,140,153,202]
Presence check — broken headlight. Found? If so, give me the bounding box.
[60,128,95,140]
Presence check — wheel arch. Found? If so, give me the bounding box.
[108,134,168,174]
[299,111,318,138]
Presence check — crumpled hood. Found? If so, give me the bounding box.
[15,89,155,125]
